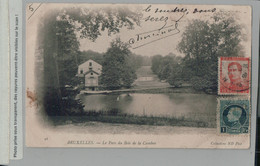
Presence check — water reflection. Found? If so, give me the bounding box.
[78,93,217,124]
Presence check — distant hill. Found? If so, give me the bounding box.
[79,50,152,67]
[79,50,104,65]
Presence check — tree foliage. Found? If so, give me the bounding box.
[151,55,163,75]
[167,63,184,88]
[151,54,183,87]
[177,13,245,91]
[55,19,80,87]
[38,6,141,115]
[61,6,142,41]
[79,50,104,65]
[100,38,137,89]
[150,13,245,92]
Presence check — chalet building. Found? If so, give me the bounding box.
[77,59,102,91]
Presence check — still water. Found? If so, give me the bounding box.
[78,93,217,124]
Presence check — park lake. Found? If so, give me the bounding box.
[72,66,217,128]
[78,93,216,128]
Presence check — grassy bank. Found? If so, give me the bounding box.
[49,109,216,128]
[108,86,217,95]
[130,87,202,94]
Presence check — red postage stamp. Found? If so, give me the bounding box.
[219,57,250,95]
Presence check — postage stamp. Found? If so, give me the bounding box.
[218,57,250,95]
[218,98,250,134]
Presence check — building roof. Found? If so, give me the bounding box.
[76,69,100,77]
[77,59,102,77]
[79,59,102,67]
[84,69,99,75]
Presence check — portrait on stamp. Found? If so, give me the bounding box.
[219,57,250,94]
[219,98,249,134]
[26,3,251,148]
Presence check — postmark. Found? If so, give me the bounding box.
[218,57,250,95]
[217,98,250,134]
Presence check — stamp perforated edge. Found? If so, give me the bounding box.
[216,96,251,136]
[217,57,251,95]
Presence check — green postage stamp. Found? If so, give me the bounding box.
[218,98,250,134]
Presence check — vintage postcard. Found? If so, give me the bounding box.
[26,3,252,148]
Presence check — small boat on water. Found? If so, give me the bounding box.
[80,90,112,95]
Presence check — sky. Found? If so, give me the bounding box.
[76,4,252,57]
[28,3,252,57]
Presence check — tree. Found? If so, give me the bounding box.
[151,55,163,74]
[37,6,141,115]
[100,38,137,89]
[55,19,80,87]
[167,63,183,87]
[151,53,183,86]
[157,55,178,80]
[127,53,144,70]
[177,13,245,92]
[63,6,142,41]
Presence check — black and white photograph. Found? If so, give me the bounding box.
[26,3,251,148]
